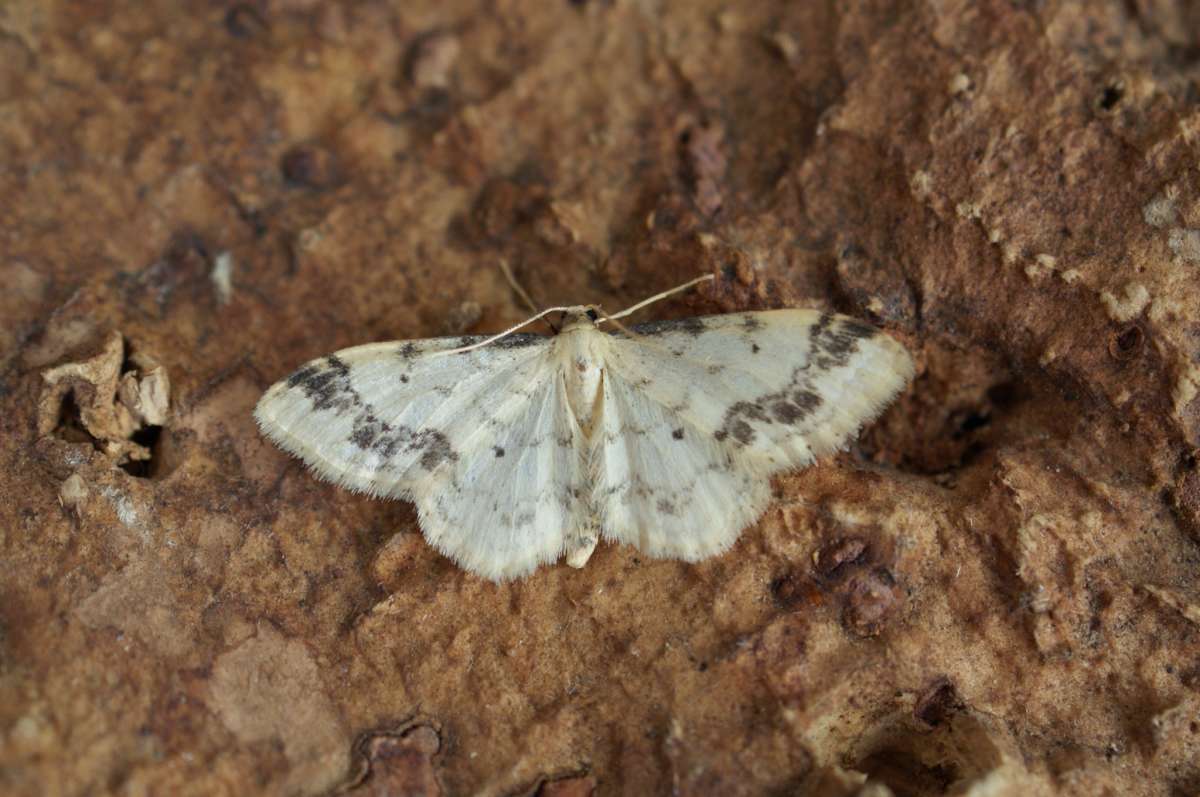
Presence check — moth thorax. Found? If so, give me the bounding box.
[558,327,606,436]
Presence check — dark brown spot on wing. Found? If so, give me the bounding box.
[741,314,764,332]
[350,413,390,453]
[285,356,357,413]
[716,400,770,444]
[417,430,456,470]
[840,318,878,340]
[711,315,889,447]
[793,389,822,414]
[810,315,880,370]
[326,354,350,376]
[771,401,803,424]
[771,389,823,424]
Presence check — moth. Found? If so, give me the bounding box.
[254,277,914,580]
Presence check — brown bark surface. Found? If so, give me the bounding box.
[3,1,1200,795]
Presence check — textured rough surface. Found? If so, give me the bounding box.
[3,1,1200,795]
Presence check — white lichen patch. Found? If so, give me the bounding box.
[1167,228,1200,262]
[211,251,234,305]
[99,485,142,534]
[1099,282,1150,323]
[1143,187,1178,228]
[1038,345,1061,367]
[910,169,933,201]
[1144,584,1200,626]
[1172,363,1200,419]
[1025,254,1057,279]
[956,201,982,220]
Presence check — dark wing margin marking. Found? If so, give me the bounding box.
[395,333,547,360]
[711,316,878,445]
[279,354,460,471]
[624,317,710,337]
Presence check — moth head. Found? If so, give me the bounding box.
[559,305,604,332]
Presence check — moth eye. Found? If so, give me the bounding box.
[585,308,599,322]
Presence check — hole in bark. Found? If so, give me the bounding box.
[858,748,959,796]
[56,392,97,447]
[913,679,962,727]
[771,573,807,609]
[1098,83,1124,111]
[1108,325,1143,360]
[119,426,164,479]
[986,381,1022,408]
[952,410,990,439]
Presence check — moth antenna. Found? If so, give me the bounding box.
[499,259,558,333]
[592,306,679,358]
[606,274,715,322]
[436,306,575,356]
[591,306,643,341]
